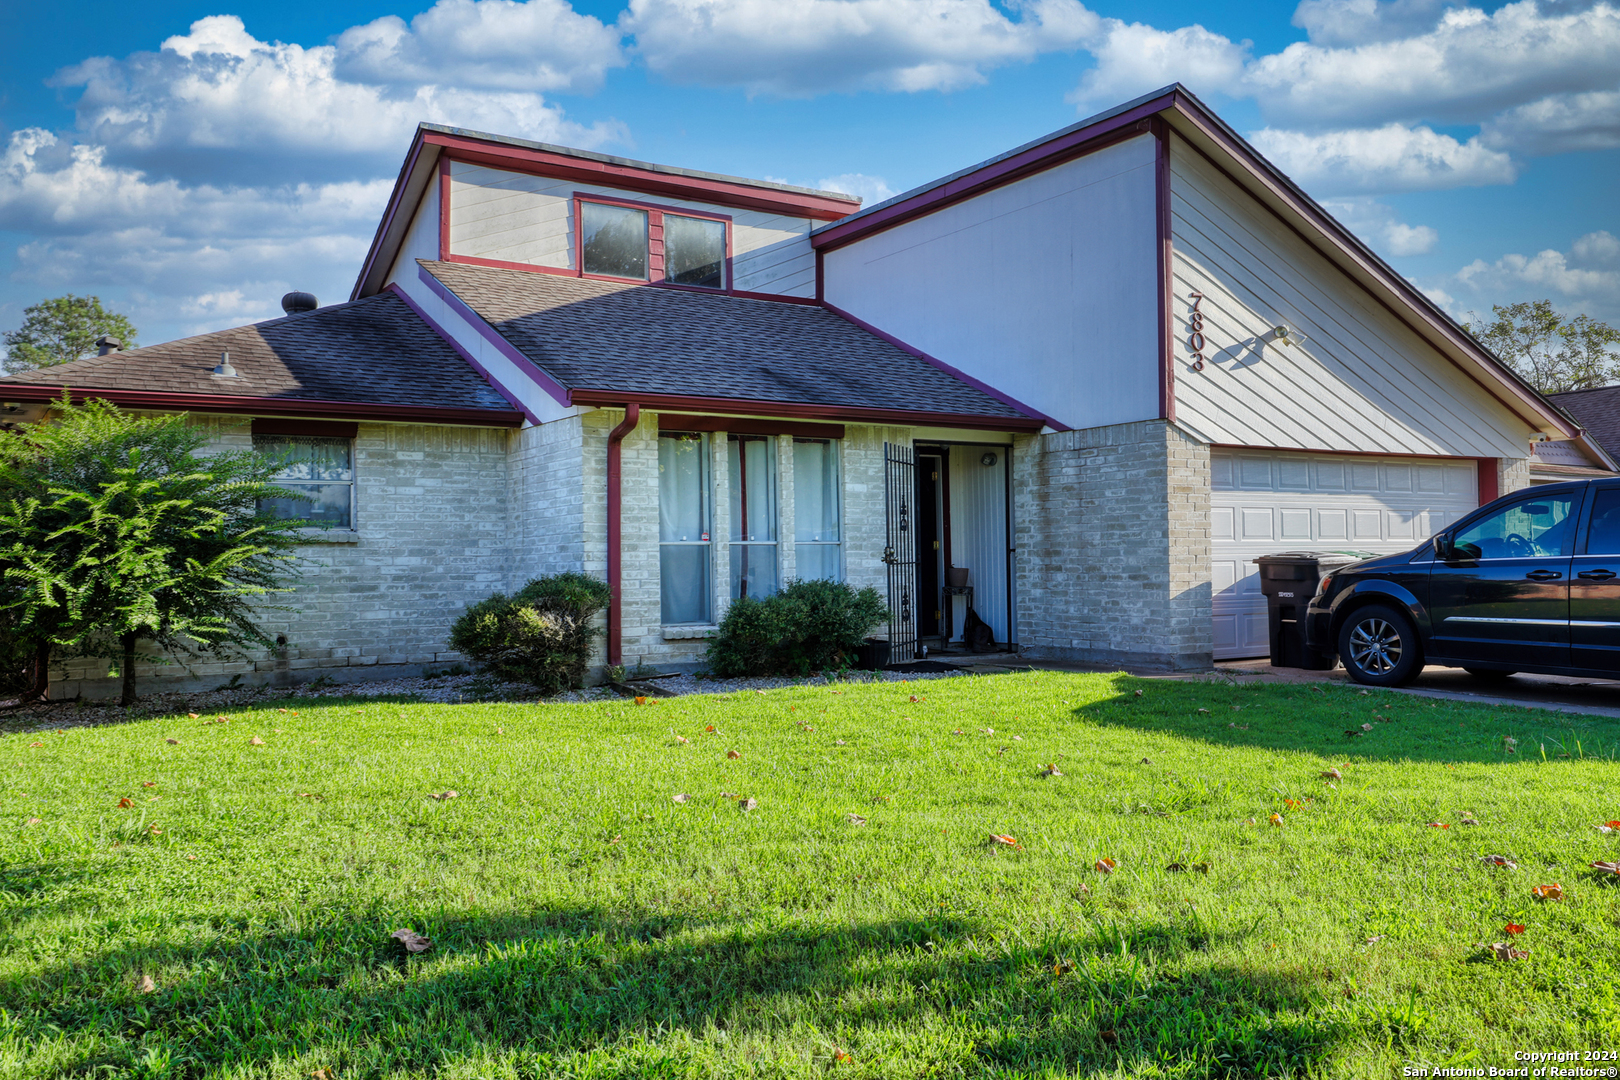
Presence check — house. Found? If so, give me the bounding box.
[1536,387,1620,484]
[0,85,1589,697]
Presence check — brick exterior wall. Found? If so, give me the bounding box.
[1013,419,1212,671]
[1500,455,1533,497]
[52,416,515,699]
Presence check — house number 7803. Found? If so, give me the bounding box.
[1187,292,1206,371]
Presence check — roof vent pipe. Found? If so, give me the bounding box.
[281,291,318,315]
[96,336,122,356]
[213,351,238,378]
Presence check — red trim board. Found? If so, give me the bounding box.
[1152,117,1174,425]
[0,384,523,428]
[657,414,845,438]
[251,418,359,439]
[568,388,1043,433]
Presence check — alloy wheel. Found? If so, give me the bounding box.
[1348,617,1402,675]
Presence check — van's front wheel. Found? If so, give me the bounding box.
[1338,605,1422,687]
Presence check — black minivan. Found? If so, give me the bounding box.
[1304,477,1620,686]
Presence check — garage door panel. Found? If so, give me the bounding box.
[1210,450,1477,660]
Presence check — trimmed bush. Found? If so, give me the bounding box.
[448,573,610,694]
[706,579,888,677]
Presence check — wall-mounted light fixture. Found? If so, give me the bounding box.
[1272,324,1308,348]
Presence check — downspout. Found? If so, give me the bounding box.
[606,404,641,666]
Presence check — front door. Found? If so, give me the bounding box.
[882,442,918,664]
[1571,480,1620,672]
[1428,491,1577,668]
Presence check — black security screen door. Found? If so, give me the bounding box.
[884,443,918,664]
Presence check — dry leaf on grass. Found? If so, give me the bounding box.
[391,929,433,954]
[430,791,458,801]
[249,736,265,746]
[1094,857,1117,874]
[1197,708,1210,715]
[1597,821,1620,834]
[672,793,691,804]
[1133,689,1143,697]
[1460,813,1480,826]
[165,738,179,745]
[187,713,199,720]
[951,729,964,735]
[1427,822,1451,829]
[674,735,690,745]
[726,749,741,760]
[1533,883,1565,900]
[909,695,921,703]
[1361,723,1374,732]
[1039,763,1063,777]
[740,798,758,812]
[832,1048,852,1063]
[1504,923,1526,935]
[1482,854,1518,869]
[847,813,867,825]
[311,1070,334,1080]
[1269,813,1284,826]
[1139,757,1151,765]
[117,798,133,809]
[136,974,156,994]
[1365,935,1384,944]
[1479,941,1529,961]
[1321,768,1342,781]
[634,697,648,706]
[834,739,847,746]
[988,833,1021,849]
[24,817,41,826]
[28,742,42,748]
[142,781,156,788]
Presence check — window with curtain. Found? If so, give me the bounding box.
[659,432,711,624]
[728,435,778,600]
[793,438,841,582]
[254,435,355,529]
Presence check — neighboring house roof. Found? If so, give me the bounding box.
[811,83,1579,442]
[0,293,524,427]
[417,259,1039,428]
[352,123,862,302]
[1545,387,1620,475]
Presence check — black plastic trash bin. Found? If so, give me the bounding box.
[1252,551,1371,669]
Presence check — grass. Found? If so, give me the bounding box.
[4,670,1620,1078]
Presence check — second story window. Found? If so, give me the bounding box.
[581,202,648,280]
[577,197,728,289]
[255,435,355,530]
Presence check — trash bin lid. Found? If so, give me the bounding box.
[1252,550,1377,567]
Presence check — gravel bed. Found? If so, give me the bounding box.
[0,665,981,734]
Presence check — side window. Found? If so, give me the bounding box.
[658,432,712,624]
[665,214,726,288]
[1451,493,1575,559]
[728,435,778,600]
[1585,487,1620,555]
[255,435,354,529]
[793,438,841,582]
[581,202,648,280]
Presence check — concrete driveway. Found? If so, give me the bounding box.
[1217,658,1620,719]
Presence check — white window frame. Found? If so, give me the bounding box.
[253,433,357,533]
[792,437,843,583]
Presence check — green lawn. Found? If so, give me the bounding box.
[4,671,1620,1079]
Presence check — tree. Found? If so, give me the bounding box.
[0,396,307,705]
[1466,300,1620,395]
[3,294,137,374]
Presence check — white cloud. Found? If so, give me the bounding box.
[1480,89,1620,154]
[335,0,626,93]
[56,15,626,184]
[623,0,1098,96]
[1320,196,1440,255]
[1248,123,1517,193]
[815,173,898,203]
[1438,231,1620,324]
[1290,0,1458,46]
[1245,1,1620,129]
[1068,20,1249,107]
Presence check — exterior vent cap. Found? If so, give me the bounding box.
[281,291,318,315]
[96,336,122,356]
[213,351,238,378]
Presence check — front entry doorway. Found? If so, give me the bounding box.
[913,442,1014,655]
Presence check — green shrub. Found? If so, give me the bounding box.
[706,579,888,677]
[448,573,610,694]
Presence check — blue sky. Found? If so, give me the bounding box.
[1,0,1616,350]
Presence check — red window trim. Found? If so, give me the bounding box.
[575,192,733,292]
[654,414,844,439]
[251,418,359,439]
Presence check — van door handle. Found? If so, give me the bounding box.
[1578,569,1617,580]
[1525,569,1563,581]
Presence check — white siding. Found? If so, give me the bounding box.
[382,179,440,288]
[1169,133,1534,460]
[821,135,1160,433]
[446,162,819,298]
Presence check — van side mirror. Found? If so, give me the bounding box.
[1434,535,1452,560]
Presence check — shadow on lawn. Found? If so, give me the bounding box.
[1085,674,1620,765]
[7,905,1341,1077]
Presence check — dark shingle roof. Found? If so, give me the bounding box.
[0,292,517,414]
[1550,386,1620,463]
[421,260,1029,420]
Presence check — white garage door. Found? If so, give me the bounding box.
[1211,450,1478,660]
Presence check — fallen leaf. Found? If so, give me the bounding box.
[1483,854,1518,869]
[1591,860,1620,875]
[1166,862,1187,872]
[186,854,197,860]
[847,813,867,825]
[1244,817,1257,825]
[148,824,161,836]
[249,736,265,746]
[1460,814,1480,826]
[720,791,738,799]
[143,781,156,787]
[1094,857,1117,873]
[835,739,847,746]
[1269,812,1285,826]
[1139,757,1151,765]
[1479,942,1529,961]
[1599,820,1620,834]
[187,713,199,720]
[278,708,287,714]
[137,974,156,994]
[951,729,964,735]
[607,835,621,844]
[988,833,1021,849]
[1099,1029,1119,1043]
[832,1048,852,1063]
[28,741,42,748]
[1039,763,1063,777]
[1533,883,1565,900]
[755,689,767,695]
[24,816,41,826]
[391,928,433,954]
[1427,822,1450,829]
[495,728,503,735]
[634,697,648,706]
[909,695,920,702]
[1197,708,1210,715]
[704,725,717,733]
[166,738,179,745]
[1133,689,1143,697]
[672,793,691,804]
[117,798,132,808]
[1321,768,1342,781]
[1359,690,1369,695]
[430,790,459,800]
[215,717,228,724]
[740,797,758,812]
[1365,935,1384,944]
[311,1070,334,1080]
[1012,734,1023,741]
[1504,923,1526,935]
[982,727,994,735]
[726,749,741,759]
[674,735,690,745]
[1361,723,1374,732]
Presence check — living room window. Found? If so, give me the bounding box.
[577,196,728,290]
[255,435,355,529]
[793,438,841,582]
[659,431,712,624]
[729,435,778,599]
